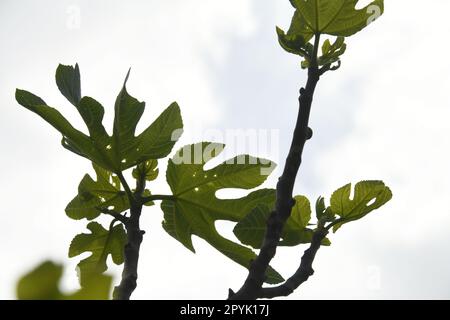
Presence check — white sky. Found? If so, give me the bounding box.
[1,0,450,299]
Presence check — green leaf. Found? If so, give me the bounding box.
[234,196,330,248]
[69,222,127,285]
[276,26,311,57]
[54,64,112,167]
[330,180,392,231]
[15,89,109,167]
[301,60,310,69]
[290,195,311,229]
[132,159,159,182]
[142,189,155,207]
[281,195,314,245]
[127,101,183,169]
[111,69,145,168]
[276,11,316,66]
[56,63,81,106]
[77,96,110,145]
[109,71,183,170]
[280,1,383,65]
[17,64,183,172]
[65,163,129,220]
[232,204,273,249]
[277,7,314,52]
[69,273,113,300]
[16,261,112,300]
[291,0,384,37]
[161,142,283,284]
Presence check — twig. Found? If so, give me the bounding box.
[257,229,328,299]
[141,194,175,205]
[113,169,145,300]
[96,207,129,225]
[319,60,341,76]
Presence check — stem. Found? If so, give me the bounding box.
[311,34,321,68]
[96,207,129,224]
[113,170,146,300]
[116,171,134,203]
[230,34,321,300]
[325,218,345,231]
[257,229,328,299]
[113,203,144,300]
[141,194,175,205]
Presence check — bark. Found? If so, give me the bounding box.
[113,204,143,300]
[230,64,320,300]
[258,229,327,299]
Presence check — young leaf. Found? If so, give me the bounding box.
[161,142,283,284]
[16,261,112,300]
[330,180,392,231]
[315,196,326,219]
[318,36,346,66]
[132,159,159,182]
[65,163,129,220]
[276,11,313,57]
[290,0,384,37]
[69,222,127,286]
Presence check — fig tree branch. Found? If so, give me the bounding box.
[230,34,322,300]
[257,228,328,299]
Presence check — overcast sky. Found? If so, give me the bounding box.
[1,0,450,299]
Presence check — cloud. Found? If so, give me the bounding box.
[303,0,450,298]
[1,0,450,300]
[0,0,258,299]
